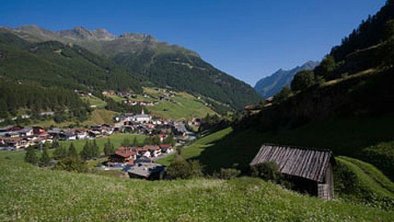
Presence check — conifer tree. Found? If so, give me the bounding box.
[67,143,79,159]
[25,147,39,165]
[92,140,100,158]
[40,145,51,167]
[53,145,67,160]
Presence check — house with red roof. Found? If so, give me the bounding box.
[109,147,137,164]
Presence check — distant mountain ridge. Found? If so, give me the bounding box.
[254,61,319,98]
[1,25,261,110]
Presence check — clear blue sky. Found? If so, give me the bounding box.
[0,0,387,85]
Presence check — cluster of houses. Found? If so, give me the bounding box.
[114,110,197,143]
[0,110,197,151]
[0,125,51,150]
[105,144,174,180]
[0,124,116,150]
[108,144,174,165]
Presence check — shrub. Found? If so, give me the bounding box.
[39,146,51,167]
[25,147,39,165]
[251,161,282,182]
[273,86,292,105]
[217,168,241,180]
[290,70,315,91]
[166,155,203,179]
[54,157,88,173]
[53,145,67,160]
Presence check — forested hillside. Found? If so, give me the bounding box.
[0,30,142,93]
[6,26,261,110]
[0,80,90,121]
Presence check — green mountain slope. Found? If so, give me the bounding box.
[6,25,261,110]
[0,29,142,93]
[0,157,392,221]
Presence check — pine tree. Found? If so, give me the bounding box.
[92,140,100,158]
[25,147,39,165]
[67,143,79,159]
[121,138,130,147]
[52,139,60,149]
[40,146,51,167]
[80,140,92,160]
[131,137,138,147]
[104,139,115,156]
[53,145,67,160]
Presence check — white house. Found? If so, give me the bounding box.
[132,110,152,123]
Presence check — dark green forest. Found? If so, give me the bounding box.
[0,80,90,121]
[0,30,143,93]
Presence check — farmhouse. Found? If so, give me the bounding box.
[109,147,137,164]
[127,162,165,180]
[250,144,335,200]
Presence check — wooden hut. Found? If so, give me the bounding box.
[250,144,335,200]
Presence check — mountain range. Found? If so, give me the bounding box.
[254,61,319,98]
[1,25,261,111]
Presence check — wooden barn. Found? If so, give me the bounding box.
[250,144,335,200]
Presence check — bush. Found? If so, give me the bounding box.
[290,70,315,91]
[166,155,203,179]
[54,157,88,173]
[25,147,39,165]
[251,161,282,182]
[273,86,292,105]
[53,145,67,160]
[217,168,241,180]
[39,146,51,167]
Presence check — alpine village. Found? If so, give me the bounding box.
[1,1,394,221]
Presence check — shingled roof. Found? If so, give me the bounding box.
[250,144,334,183]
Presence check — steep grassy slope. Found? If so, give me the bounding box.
[159,113,394,174]
[335,157,394,209]
[157,126,394,208]
[0,158,392,221]
[142,88,217,120]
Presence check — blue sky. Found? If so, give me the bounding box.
[0,0,386,85]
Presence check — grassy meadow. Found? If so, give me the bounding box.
[144,88,217,120]
[0,157,393,221]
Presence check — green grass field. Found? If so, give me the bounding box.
[0,158,392,221]
[81,95,107,108]
[335,156,394,209]
[26,109,118,128]
[146,91,216,120]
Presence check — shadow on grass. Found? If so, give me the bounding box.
[193,114,394,176]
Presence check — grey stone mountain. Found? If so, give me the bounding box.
[254,61,319,98]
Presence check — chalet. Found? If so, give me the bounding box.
[59,131,76,141]
[250,144,335,200]
[127,163,165,180]
[159,144,174,154]
[109,147,137,164]
[33,126,46,135]
[144,145,161,157]
[1,137,30,149]
[136,147,151,158]
[74,129,88,140]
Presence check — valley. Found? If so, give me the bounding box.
[1,0,394,221]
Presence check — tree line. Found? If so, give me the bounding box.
[0,79,90,121]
